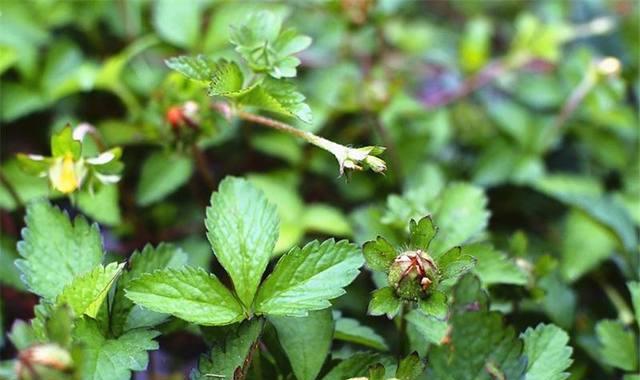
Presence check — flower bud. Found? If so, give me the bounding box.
[387,250,439,300]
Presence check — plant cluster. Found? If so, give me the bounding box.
[0,1,638,380]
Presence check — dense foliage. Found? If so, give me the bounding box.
[0,1,638,380]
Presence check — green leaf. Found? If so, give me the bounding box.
[111,244,188,335]
[464,243,528,286]
[368,286,402,318]
[430,183,490,256]
[208,59,256,97]
[191,319,263,380]
[0,159,50,211]
[596,319,638,371]
[405,310,448,345]
[396,353,425,380]
[239,78,312,123]
[165,54,218,83]
[419,291,447,319]
[334,316,389,351]
[269,309,333,380]
[136,151,193,206]
[521,324,573,380]
[153,0,204,48]
[301,204,353,237]
[0,236,25,291]
[16,200,103,300]
[255,239,363,316]
[125,266,245,326]
[76,184,121,226]
[322,352,394,380]
[73,318,159,380]
[409,216,437,251]
[363,236,397,272]
[57,262,124,318]
[51,125,81,159]
[206,176,279,307]
[436,247,476,286]
[560,209,616,282]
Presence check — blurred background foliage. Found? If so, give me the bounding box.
[0,0,638,379]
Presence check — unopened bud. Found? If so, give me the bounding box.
[387,250,439,300]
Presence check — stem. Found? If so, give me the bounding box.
[595,275,635,326]
[191,144,216,191]
[0,171,23,209]
[396,303,408,355]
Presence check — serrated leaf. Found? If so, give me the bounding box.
[334,316,389,351]
[396,353,425,380]
[521,324,573,380]
[322,352,395,380]
[270,309,333,380]
[596,319,638,371]
[111,244,188,335]
[206,176,279,308]
[165,55,217,83]
[208,59,255,97]
[363,236,397,272]
[16,200,103,300]
[409,216,437,251]
[464,243,528,286]
[56,262,123,318]
[73,318,159,380]
[368,286,401,318]
[429,183,490,256]
[255,239,363,316]
[136,151,193,206]
[405,310,448,345]
[191,319,263,380]
[436,247,476,287]
[125,266,245,326]
[238,78,312,123]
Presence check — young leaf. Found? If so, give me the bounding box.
[363,236,397,272]
[521,324,573,380]
[125,266,245,326]
[191,319,263,380]
[254,239,363,316]
[238,78,312,123]
[208,59,256,97]
[205,176,279,308]
[464,243,528,286]
[269,309,333,380]
[73,318,159,380]
[409,216,438,251]
[16,200,103,300]
[334,316,389,351]
[56,262,124,318]
[368,287,401,318]
[596,319,638,371]
[396,353,425,380]
[165,54,218,83]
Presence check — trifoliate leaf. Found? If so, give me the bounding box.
[409,216,437,251]
[405,310,448,345]
[136,151,193,206]
[165,54,218,83]
[596,319,638,371]
[560,209,616,282]
[206,176,279,308]
[521,324,573,380]
[125,266,245,326]
[396,353,425,380]
[56,262,123,318]
[16,200,103,300]
[238,78,312,123]
[368,287,401,318]
[191,319,263,380]
[429,183,490,256]
[111,244,188,335]
[270,309,333,380]
[73,318,159,380]
[464,243,528,286]
[363,236,397,272]
[334,316,389,351]
[255,239,363,316]
[419,291,447,319]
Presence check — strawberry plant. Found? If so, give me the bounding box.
[1,2,638,380]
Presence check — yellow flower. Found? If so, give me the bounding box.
[49,153,85,193]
